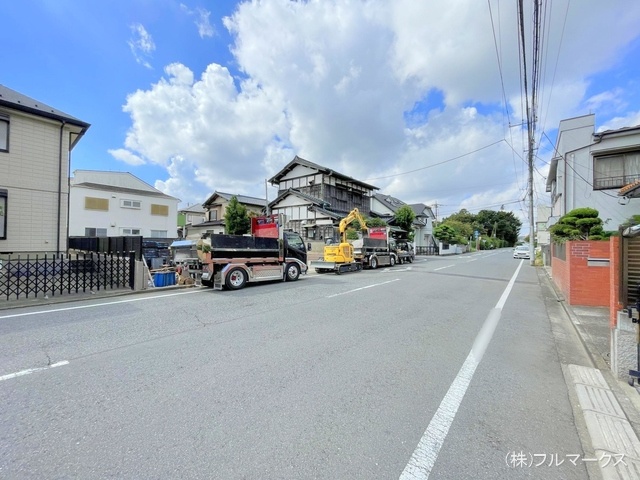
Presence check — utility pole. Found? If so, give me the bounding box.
[528,134,535,266]
[265,179,270,215]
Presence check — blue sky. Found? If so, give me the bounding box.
[2,0,640,226]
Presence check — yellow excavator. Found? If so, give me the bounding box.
[310,208,368,274]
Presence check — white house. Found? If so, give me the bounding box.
[0,85,90,254]
[546,114,640,230]
[268,156,378,241]
[69,170,180,239]
[370,193,437,248]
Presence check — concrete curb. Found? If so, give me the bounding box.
[566,365,640,479]
[542,267,640,479]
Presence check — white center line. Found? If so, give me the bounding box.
[399,261,523,480]
[433,265,454,271]
[0,360,69,382]
[327,279,400,298]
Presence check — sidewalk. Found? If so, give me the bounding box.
[543,267,640,479]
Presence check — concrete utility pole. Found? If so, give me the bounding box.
[528,138,535,266]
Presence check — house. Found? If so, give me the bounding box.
[268,156,378,241]
[69,170,180,239]
[370,193,437,247]
[178,204,207,239]
[191,191,266,237]
[545,114,640,230]
[0,85,90,255]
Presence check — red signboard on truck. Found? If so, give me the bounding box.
[251,215,280,238]
[368,227,388,240]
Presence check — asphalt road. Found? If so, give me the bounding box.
[0,250,591,479]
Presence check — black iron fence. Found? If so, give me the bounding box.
[416,245,439,256]
[69,236,144,260]
[0,252,135,301]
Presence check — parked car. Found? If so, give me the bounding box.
[513,245,530,259]
[394,240,415,264]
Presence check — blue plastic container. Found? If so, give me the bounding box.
[154,273,165,287]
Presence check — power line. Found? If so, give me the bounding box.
[363,139,505,181]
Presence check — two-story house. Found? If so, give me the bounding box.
[190,191,266,237]
[69,170,180,239]
[545,114,640,230]
[370,193,437,248]
[268,156,378,241]
[178,204,207,239]
[0,85,90,255]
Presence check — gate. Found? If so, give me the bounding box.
[621,235,640,306]
[0,252,135,301]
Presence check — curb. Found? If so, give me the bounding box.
[542,267,640,479]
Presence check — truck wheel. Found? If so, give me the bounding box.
[225,267,247,290]
[370,257,378,269]
[285,263,300,281]
[390,256,396,267]
[408,257,413,263]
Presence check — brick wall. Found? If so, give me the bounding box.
[552,240,611,307]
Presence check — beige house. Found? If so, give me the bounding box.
[0,85,90,255]
[186,191,266,238]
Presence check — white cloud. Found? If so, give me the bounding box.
[597,111,640,132]
[128,23,155,69]
[108,148,146,166]
[180,4,215,38]
[116,0,640,213]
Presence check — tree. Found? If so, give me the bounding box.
[549,207,604,241]
[224,196,251,235]
[394,205,416,239]
[433,224,457,244]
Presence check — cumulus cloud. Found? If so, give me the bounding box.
[114,0,640,218]
[128,23,155,69]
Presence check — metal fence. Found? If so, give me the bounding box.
[416,245,439,255]
[0,252,135,301]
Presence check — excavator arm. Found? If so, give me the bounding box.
[337,208,368,242]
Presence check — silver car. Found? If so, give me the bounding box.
[513,245,530,259]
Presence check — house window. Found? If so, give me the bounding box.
[84,227,107,237]
[151,204,169,216]
[0,189,7,239]
[85,197,109,211]
[121,228,141,236]
[150,230,167,238]
[121,199,141,209]
[210,210,217,221]
[593,151,640,189]
[0,114,8,152]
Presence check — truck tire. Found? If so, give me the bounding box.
[408,256,413,263]
[370,256,378,269]
[285,262,300,281]
[225,267,247,290]
[390,256,396,267]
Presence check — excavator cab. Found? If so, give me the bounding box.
[324,242,354,263]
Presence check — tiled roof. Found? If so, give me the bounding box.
[620,180,640,198]
[0,84,90,128]
[268,155,379,191]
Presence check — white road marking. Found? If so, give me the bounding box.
[399,261,523,480]
[0,289,203,320]
[433,265,454,271]
[327,279,400,298]
[0,360,69,382]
